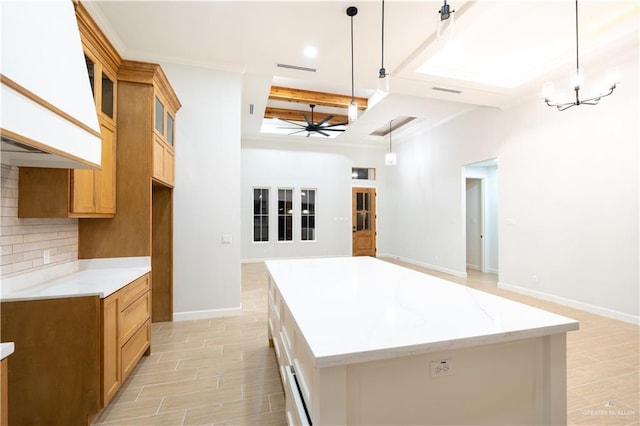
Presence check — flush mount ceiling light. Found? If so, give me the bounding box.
[543,0,619,111]
[347,6,358,123]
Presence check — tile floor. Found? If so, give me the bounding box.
[94,260,639,426]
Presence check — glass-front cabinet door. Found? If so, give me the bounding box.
[152,92,176,186]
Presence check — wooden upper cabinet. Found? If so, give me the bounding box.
[18,4,120,218]
[119,60,180,188]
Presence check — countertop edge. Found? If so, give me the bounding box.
[1,259,151,302]
[314,321,580,368]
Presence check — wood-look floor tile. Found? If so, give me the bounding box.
[93,397,163,424]
[184,396,271,425]
[126,367,198,388]
[138,375,219,400]
[159,386,243,413]
[216,409,287,425]
[98,409,186,425]
[242,378,284,400]
[133,358,180,375]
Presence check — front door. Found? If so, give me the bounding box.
[352,187,376,256]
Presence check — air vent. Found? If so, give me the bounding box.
[432,86,462,94]
[370,116,416,136]
[276,63,317,73]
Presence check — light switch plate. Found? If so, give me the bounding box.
[222,234,232,244]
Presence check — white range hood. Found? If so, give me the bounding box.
[0,0,102,169]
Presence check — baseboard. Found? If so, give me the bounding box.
[378,253,468,278]
[486,267,499,274]
[498,281,640,326]
[173,306,242,322]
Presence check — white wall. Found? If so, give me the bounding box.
[162,63,242,320]
[241,139,386,261]
[381,46,639,323]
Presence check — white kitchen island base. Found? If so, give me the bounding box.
[266,257,578,425]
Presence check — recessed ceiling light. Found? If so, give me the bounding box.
[303,46,318,58]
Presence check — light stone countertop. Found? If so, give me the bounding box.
[265,257,579,368]
[1,342,15,360]
[0,257,150,302]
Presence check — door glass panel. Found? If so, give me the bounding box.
[85,56,95,96]
[101,74,114,118]
[155,97,164,134]
[356,193,363,211]
[253,188,269,242]
[167,114,174,145]
[364,212,370,230]
[364,193,370,211]
[278,189,293,241]
[357,212,364,231]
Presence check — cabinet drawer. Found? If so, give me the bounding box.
[121,275,150,310]
[284,365,311,426]
[121,319,150,380]
[120,292,151,344]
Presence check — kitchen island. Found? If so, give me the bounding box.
[266,257,579,425]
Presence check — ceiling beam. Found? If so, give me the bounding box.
[265,107,348,125]
[269,86,368,110]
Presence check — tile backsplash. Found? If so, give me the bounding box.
[0,165,78,278]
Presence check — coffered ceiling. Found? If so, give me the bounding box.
[84,1,639,146]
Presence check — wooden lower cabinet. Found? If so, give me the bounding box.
[102,274,151,407]
[0,273,150,425]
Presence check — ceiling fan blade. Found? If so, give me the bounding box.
[303,113,312,126]
[316,114,334,126]
[319,128,346,132]
[324,121,349,128]
[278,119,305,128]
[306,131,311,138]
[316,129,331,137]
[288,129,307,135]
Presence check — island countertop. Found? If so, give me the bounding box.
[0,257,150,302]
[265,256,579,368]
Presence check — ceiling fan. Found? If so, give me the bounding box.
[279,104,348,137]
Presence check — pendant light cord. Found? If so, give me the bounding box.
[388,120,393,153]
[575,0,579,74]
[381,0,385,74]
[350,13,355,101]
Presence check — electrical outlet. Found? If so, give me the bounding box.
[430,359,453,377]
[43,249,51,265]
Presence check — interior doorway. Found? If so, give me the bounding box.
[466,178,483,271]
[352,187,376,256]
[464,159,499,274]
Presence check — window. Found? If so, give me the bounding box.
[278,189,293,241]
[352,167,376,180]
[301,189,316,241]
[253,188,269,242]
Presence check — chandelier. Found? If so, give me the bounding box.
[544,0,619,111]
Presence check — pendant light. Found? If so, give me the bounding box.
[385,120,397,166]
[543,0,619,111]
[378,0,389,93]
[347,6,358,123]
